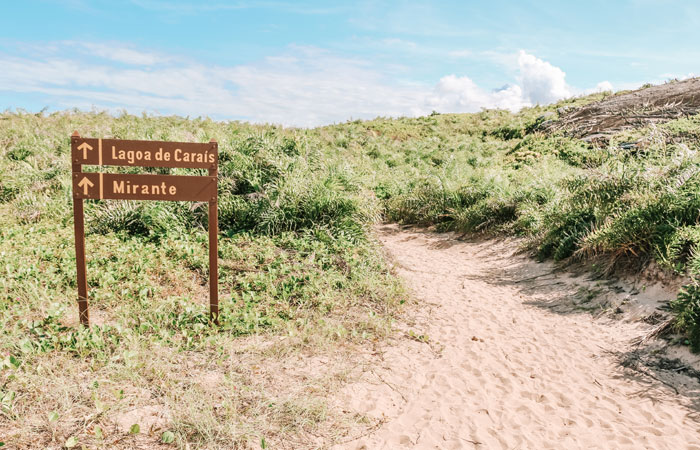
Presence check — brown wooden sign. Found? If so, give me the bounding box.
[71,132,219,326]
[72,173,217,201]
[71,137,218,169]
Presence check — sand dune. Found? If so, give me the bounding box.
[334,225,700,449]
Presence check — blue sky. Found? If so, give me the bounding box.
[1,0,699,126]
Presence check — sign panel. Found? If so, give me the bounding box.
[70,132,219,327]
[72,173,217,201]
[71,137,218,169]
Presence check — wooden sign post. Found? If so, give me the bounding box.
[70,132,219,326]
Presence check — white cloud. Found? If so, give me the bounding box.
[77,42,168,65]
[579,80,618,96]
[382,38,418,49]
[130,0,347,15]
[0,45,425,126]
[448,49,473,58]
[424,51,619,114]
[425,75,527,113]
[424,51,575,113]
[596,81,613,91]
[659,72,696,81]
[0,43,611,126]
[516,50,571,104]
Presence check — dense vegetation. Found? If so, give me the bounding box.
[2,87,700,446]
[342,100,700,350]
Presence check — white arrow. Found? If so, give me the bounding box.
[77,142,93,160]
[77,176,94,195]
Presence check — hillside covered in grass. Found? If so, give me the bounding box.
[2,80,700,447]
[0,112,406,448]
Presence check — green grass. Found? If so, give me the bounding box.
[327,102,700,346]
[0,111,401,448]
[2,89,700,446]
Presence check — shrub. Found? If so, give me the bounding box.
[663,225,700,275]
[672,284,700,352]
[89,201,184,242]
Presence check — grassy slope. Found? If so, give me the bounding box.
[328,97,700,348]
[2,88,700,446]
[0,112,403,448]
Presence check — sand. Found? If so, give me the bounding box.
[333,225,700,449]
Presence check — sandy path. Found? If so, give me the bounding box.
[334,225,700,449]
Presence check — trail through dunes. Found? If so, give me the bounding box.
[334,225,700,449]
